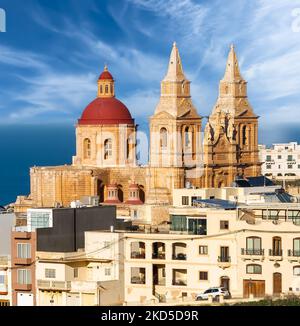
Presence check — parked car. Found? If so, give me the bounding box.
[196,287,231,301]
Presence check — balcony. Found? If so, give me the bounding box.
[130,277,145,285]
[14,283,32,291]
[14,258,32,266]
[217,256,231,268]
[172,253,187,260]
[37,280,71,291]
[172,269,187,286]
[152,252,166,260]
[131,251,145,259]
[241,248,265,261]
[269,249,283,261]
[288,250,300,262]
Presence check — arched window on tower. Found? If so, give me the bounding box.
[83,138,91,159]
[242,125,247,145]
[110,84,113,94]
[100,85,103,94]
[160,128,168,149]
[184,127,192,148]
[104,139,112,160]
[127,139,130,159]
[105,85,109,94]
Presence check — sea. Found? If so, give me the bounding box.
[0,122,299,206]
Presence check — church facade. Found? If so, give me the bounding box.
[14,43,261,213]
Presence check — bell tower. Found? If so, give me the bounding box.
[202,45,261,188]
[149,42,202,169]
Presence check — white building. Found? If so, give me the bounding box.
[259,142,300,180]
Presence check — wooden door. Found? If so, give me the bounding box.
[243,280,265,298]
[273,273,282,296]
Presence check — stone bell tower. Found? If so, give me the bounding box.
[149,42,202,169]
[202,44,261,188]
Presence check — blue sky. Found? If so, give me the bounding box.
[1,0,300,143]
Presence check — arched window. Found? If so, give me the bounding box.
[293,266,300,276]
[293,238,300,256]
[242,125,247,145]
[127,139,130,159]
[246,264,262,274]
[110,84,113,94]
[160,128,168,149]
[184,127,191,148]
[83,138,91,159]
[105,85,109,94]
[104,139,112,160]
[246,236,262,255]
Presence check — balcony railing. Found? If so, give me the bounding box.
[241,249,264,255]
[37,280,71,290]
[131,252,146,259]
[288,250,300,257]
[218,256,231,263]
[269,249,283,256]
[152,252,166,260]
[131,277,145,285]
[172,253,187,260]
[172,279,187,286]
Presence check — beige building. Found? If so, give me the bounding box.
[14,43,261,214]
[35,231,124,306]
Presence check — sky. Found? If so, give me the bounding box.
[1,0,300,144]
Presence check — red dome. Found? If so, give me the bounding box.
[99,70,113,80]
[78,97,134,125]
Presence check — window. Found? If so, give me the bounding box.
[74,268,78,278]
[288,164,293,169]
[17,243,31,259]
[160,128,168,149]
[199,271,208,280]
[45,269,56,279]
[17,269,31,284]
[288,155,293,161]
[105,268,111,276]
[199,246,208,255]
[278,165,281,169]
[278,155,282,159]
[110,84,113,94]
[29,211,52,229]
[266,155,272,162]
[83,138,91,159]
[246,237,262,254]
[105,85,109,93]
[246,264,262,274]
[293,238,300,256]
[182,196,189,206]
[242,126,247,145]
[184,127,191,148]
[0,275,5,284]
[131,267,146,284]
[100,85,103,94]
[298,165,300,169]
[220,220,229,230]
[266,165,271,169]
[104,139,112,159]
[293,266,300,276]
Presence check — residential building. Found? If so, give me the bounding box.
[259,142,300,180]
[36,231,124,306]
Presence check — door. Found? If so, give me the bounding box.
[66,293,80,306]
[17,292,34,306]
[220,277,230,291]
[273,273,282,296]
[243,280,265,298]
[273,237,282,255]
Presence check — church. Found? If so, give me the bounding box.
[14,43,261,215]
